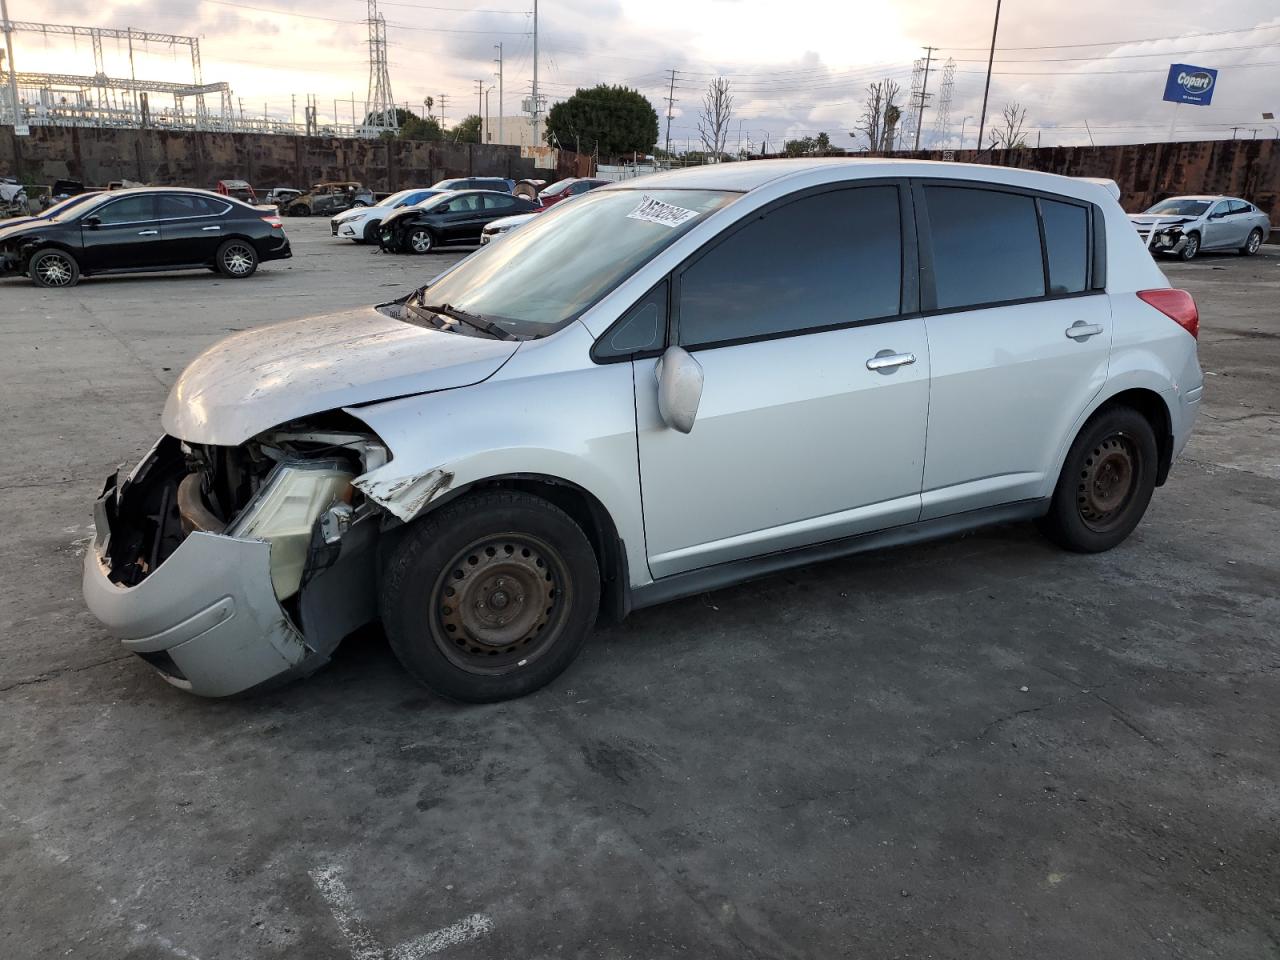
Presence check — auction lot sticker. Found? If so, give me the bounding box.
[627,195,700,228]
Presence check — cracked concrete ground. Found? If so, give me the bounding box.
[1,220,1278,960]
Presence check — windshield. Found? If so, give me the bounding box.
[539,178,574,196]
[382,189,421,208]
[1145,199,1211,216]
[413,188,739,337]
[44,193,98,220]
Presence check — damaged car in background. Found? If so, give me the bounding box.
[1130,195,1271,260]
[85,160,1202,704]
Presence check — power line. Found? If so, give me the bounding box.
[201,0,530,33]
[939,21,1280,51]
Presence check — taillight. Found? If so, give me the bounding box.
[1137,288,1198,339]
[261,215,283,229]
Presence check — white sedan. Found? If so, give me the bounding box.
[479,211,538,244]
[330,188,446,243]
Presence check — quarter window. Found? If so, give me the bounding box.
[925,186,1044,309]
[1039,199,1088,295]
[677,185,903,348]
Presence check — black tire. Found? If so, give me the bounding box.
[380,490,600,703]
[1038,406,1158,553]
[1178,231,1200,261]
[288,204,310,217]
[215,239,259,278]
[407,226,436,254]
[28,248,80,288]
[1240,228,1263,256]
[361,219,382,244]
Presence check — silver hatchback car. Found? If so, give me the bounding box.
[1130,194,1271,260]
[84,159,1203,702]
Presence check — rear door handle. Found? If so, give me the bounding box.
[1065,321,1104,341]
[866,351,917,372]
[202,225,221,232]
[137,229,158,236]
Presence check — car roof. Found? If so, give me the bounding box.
[1159,194,1233,202]
[599,158,1122,200]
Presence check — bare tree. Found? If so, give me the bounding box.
[854,78,902,153]
[697,77,734,160]
[991,102,1029,149]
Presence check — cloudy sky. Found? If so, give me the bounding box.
[11,0,1280,150]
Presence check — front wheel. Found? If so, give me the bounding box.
[361,219,382,244]
[1240,228,1263,256]
[28,248,80,288]
[407,227,435,254]
[215,239,259,278]
[1038,406,1158,553]
[380,490,601,703]
[1178,231,1200,261]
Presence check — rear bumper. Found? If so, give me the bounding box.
[262,235,292,262]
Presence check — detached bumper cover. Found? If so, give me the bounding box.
[83,472,314,697]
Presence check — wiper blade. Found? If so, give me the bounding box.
[421,302,518,341]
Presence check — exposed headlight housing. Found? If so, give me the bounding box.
[226,460,355,599]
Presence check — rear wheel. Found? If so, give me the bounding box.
[408,227,435,254]
[1240,228,1263,256]
[380,490,600,703]
[215,239,259,278]
[1038,406,1158,553]
[1178,231,1200,261]
[288,204,310,217]
[28,248,80,288]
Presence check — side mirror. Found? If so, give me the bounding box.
[82,215,101,228]
[654,345,704,434]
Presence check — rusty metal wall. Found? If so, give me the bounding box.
[910,139,1280,219]
[0,126,586,191]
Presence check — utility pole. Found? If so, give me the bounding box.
[976,0,1001,155]
[476,79,484,135]
[291,93,297,130]
[494,42,503,144]
[1231,126,1240,140]
[663,68,679,158]
[531,0,539,143]
[439,93,447,128]
[485,88,490,141]
[2,0,21,129]
[1084,119,1095,147]
[913,46,936,152]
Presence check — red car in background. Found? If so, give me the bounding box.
[536,177,613,210]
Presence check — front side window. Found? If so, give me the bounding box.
[1040,199,1088,295]
[92,195,156,225]
[677,185,903,347]
[416,188,737,337]
[926,186,1044,309]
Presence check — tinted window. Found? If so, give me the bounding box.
[447,194,482,212]
[483,194,516,211]
[677,186,902,347]
[94,195,156,224]
[158,194,229,218]
[1228,200,1251,215]
[1040,199,1088,295]
[926,186,1044,309]
[596,281,667,359]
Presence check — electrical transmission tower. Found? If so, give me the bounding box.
[931,58,955,148]
[362,0,397,136]
[899,58,925,154]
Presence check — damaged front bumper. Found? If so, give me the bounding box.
[83,437,379,697]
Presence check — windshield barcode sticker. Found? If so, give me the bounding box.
[627,195,700,228]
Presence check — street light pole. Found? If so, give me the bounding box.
[494,42,503,144]
[1,0,20,130]
[976,0,1001,154]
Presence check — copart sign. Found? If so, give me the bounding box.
[1162,63,1218,106]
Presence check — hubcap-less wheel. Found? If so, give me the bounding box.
[222,243,255,275]
[1246,230,1262,254]
[35,253,74,286]
[431,534,569,675]
[409,229,433,254]
[1180,234,1199,260]
[1077,434,1138,532]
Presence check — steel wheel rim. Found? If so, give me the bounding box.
[223,244,254,275]
[36,254,74,286]
[1077,433,1138,532]
[410,230,432,253]
[429,533,569,675]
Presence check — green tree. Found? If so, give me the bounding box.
[364,107,417,128]
[399,114,444,142]
[452,114,483,144]
[544,84,659,158]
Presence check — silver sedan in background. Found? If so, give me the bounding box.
[1130,195,1271,260]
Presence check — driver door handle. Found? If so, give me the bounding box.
[137,229,159,236]
[1065,322,1104,341]
[202,225,221,232]
[866,351,917,371]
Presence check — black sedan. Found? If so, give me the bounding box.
[379,190,538,254]
[0,187,291,287]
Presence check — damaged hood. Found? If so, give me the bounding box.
[162,305,519,445]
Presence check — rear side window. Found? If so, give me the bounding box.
[1228,199,1251,215]
[159,195,229,218]
[1039,199,1088,295]
[483,194,517,212]
[926,186,1044,309]
[677,185,902,348]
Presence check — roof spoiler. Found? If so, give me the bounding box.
[1075,177,1121,200]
